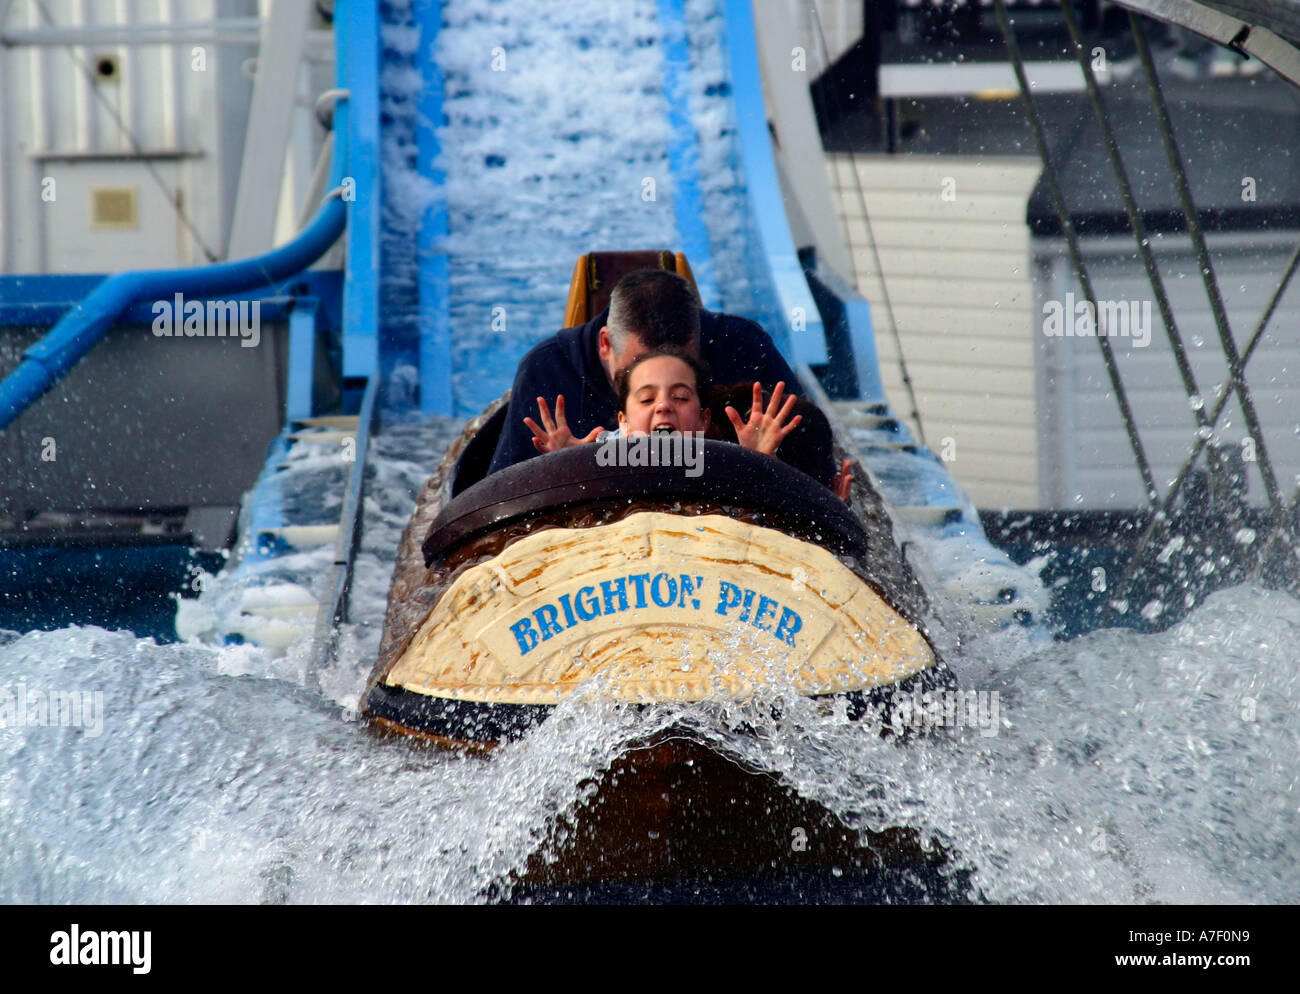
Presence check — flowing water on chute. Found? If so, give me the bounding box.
[4,0,1296,906]
[2,419,1294,903]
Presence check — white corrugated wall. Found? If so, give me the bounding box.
[1035,233,1300,510]
[827,153,1042,508]
[0,0,223,272]
[0,0,329,274]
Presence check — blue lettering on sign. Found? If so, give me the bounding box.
[628,573,651,609]
[575,585,600,621]
[510,616,539,655]
[679,574,703,610]
[774,606,803,647]
[600,577,629,614]
[738,588,757,623]
[751,595,778,632]
[505,574,806,656]
[716,581,743,616]
[650,572,678,608]
[716,582,803,646]
[557,592,577,628]
[534,603,564,642]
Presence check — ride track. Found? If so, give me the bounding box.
[325,0,1024,895]
[1,0,1297,904]
[345,0,1300,896]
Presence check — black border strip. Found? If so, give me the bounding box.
[364,662,955,745]
[364,681,551,743]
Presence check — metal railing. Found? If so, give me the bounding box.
[993,0,1300,621]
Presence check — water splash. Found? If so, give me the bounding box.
[2,579,1294,903]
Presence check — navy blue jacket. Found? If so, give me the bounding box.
[487,307,800,475]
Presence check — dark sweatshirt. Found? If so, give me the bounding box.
[487,306,800,476]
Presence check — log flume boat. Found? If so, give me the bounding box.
[362,252,964,897]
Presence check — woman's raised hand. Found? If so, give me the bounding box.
[524,395,603,453]
[831,459,853,502]
[725,381,802,456]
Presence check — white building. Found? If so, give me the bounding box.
[0,0,332,273]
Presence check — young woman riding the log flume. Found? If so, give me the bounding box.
[524,345,852,501]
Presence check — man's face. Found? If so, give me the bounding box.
[598,327,696,388]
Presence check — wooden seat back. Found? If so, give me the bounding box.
[562,250,702,328]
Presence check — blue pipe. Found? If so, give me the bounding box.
[0,74,353,434]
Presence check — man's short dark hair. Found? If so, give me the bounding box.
[607,270,701,352]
